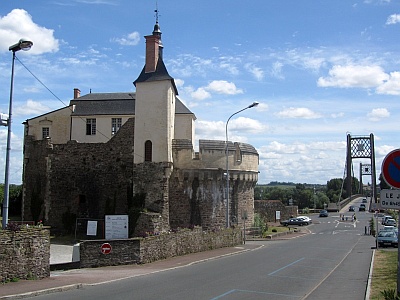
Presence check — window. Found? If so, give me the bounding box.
[145,140,152,162]
[111,118,122,135]
[86,118,96,135]
[42,127,49,139]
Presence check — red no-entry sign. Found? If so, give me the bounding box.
[101,243,112,254]
[382,149,400,189]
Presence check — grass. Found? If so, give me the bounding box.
[370,250,398,299]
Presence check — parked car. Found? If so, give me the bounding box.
[377,230,398,248]
[349,206,355,212]
[359,204,366,211]
[385,219,397,226]
[297,216,312,223]
[380,226,398,234]
[319,210,329,217]
[280,218,310,226]
[382,216,394,225]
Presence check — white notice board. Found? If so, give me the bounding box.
[87,220,98,236]
[105,215,129,240]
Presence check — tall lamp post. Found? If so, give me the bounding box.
[2,39,33,229]
[225,101,259,228]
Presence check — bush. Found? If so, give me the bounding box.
[272,228,277,232]
[381,289,400,300]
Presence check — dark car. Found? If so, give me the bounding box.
[349,206,355,212]
[359,204,366,211]
[377,230,398,248]
[319,210,329,217]
[280,218,310,226]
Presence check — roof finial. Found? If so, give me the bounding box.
[153,2,162,36]
[154,1,160,24]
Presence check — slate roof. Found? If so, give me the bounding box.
[199,140,258,154]
[133,59,178,95]
[69,92,193,116]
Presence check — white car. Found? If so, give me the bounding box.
[385,219,397,226]
[297,216,312,223]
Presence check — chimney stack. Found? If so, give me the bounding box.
[144,35,160,73]
[73,88,81,99]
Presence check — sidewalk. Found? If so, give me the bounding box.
[0,243,262,300]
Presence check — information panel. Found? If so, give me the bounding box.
[380,189,400,209]
[105,215,129,240]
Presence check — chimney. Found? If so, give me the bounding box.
[73,88,81,99]
[144,35,160,73]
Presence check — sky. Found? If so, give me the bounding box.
[1,0,400,186]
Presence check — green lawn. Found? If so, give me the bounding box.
[370,250,398,299]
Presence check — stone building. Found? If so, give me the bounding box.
[22,20,259,236]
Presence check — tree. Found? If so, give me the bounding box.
[379,173,391,190]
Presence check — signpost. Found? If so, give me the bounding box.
[381,149,400,296]
[101,243,112,255]
[382,149,400,189]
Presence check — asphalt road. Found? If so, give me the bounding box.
[28,198,375,300]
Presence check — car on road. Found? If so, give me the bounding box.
[377,230,398,248]
[280,218,311,226]
[319,210,329,217]
[349,206,355,212]
[362,198,367,203]
[385,219,397,226]
[359,204,366,211]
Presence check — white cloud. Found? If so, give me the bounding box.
[376,71,400,95]
[13,99,51,117]
[276,107,322,119]
[205,80,243,95]
[228,117,265,134]
[270,61,284,79]
[331,112,344,118]
[0,9,59,54]
[111,32,140,46]
[256,102,269,112]
[191,87,211,100]
[386,14,400,25]
[245,63,264,81]
[317,65,389,88]
[367,108,390,121]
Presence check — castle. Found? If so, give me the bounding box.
[22,20,259,235]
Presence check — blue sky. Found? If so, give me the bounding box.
[1,0,400,185]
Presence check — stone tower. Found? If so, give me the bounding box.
[133,20,178,164]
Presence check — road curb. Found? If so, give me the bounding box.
[0,284,83,300]
[365,249,375,300]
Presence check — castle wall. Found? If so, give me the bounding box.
[23,119,135,233]
[169,169,256,230]
[23,121,258,235]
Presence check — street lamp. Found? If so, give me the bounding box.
[225,101,259,228]
[2,39,33,229]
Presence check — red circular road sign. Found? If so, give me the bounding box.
[101,243,112,254]
[382,149,400,189]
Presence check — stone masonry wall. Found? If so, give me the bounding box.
[0,228,50,282]
[169,169,256,230]
[79,227,242,268]
[254,200,298,222]
[23,119,135,232]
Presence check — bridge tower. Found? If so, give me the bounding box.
[346,133,377,206]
